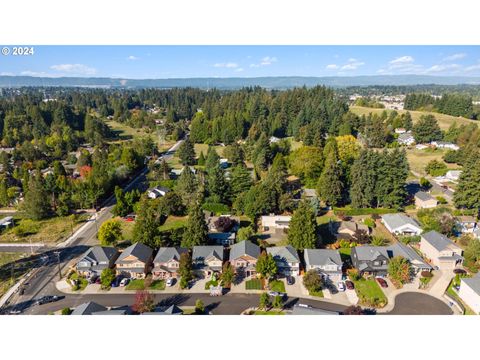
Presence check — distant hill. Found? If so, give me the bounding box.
[1,75,480,89]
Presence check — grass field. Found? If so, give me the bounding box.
[405,148,459,176]
[253,310,285,315]
[194,143,225,158]
[1,214,90,244]
[0,252,26,298]
[350,106,477,130]
[245,278,263,290]
[158,216,188,232]
[125,279,145,290]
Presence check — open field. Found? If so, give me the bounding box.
[194,144,225,158]
[0,214,90,244]
[350,106,477,130]
[105,120,176,152]
[158,216,188,232]
[0,252,27,297]
[405,148,459,176]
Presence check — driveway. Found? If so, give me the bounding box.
[387,292,453,315]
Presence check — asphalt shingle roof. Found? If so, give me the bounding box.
[382,213,422,231]
[304,249,342,267]
[353,246,389,261]
[71,301,107,315]
[116,242,153,264]
[80,246,118,264]
[229,240,260,261]
[266,245,300,264]
[462,274,480,296]
[421,231,459,252]
[415,191,435,202]
[153,247,187,264]
[192,245,224,262]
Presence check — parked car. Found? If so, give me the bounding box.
[89,275,99,284]
[337,282,346,292]
[345,280,354,290]
[35,295,64,306]
[376,277,388,288]
[95,277,101,284]
[123,214,136,222]
[268,291,280,297]
[166,278,175,287]
[119,278,130,287]
[111,276,123,288]
[286,276,295,285]
[297,303,311,308]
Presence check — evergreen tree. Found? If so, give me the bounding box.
[132,197,164,248]
[317,139,344,206]
[23,173,50,220]
[158,158,170,180]
[0,178,9,207]
[181,201,209,247]
[207,162,230,203]
[177,138,196,166]
[176,167,198,205]
[205,146,220,172]
[197,151,206,166]
[230,164,252,199]
[288,200,317,250]
[350,150,379,208]
[412,114,442,143]
[454,150,480,210]
[376,149,409,209]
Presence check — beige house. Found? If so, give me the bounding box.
[458,274,480,314]
[420,231,463,270]
[330,220,370,239]
[152,247,188,279]
[229,240,260,278]
[115,243,153,279]
[261,215,291,232]
[192,245,224,277]
[414,191,438,209]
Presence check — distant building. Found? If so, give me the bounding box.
[430,141,459,151]
[456,216,478,234]
[394,128,407,134]
[261,215,291,232]
[414,191,438,209]
[446,170,462,182]
[0,216,14,231]
[398,131,415,146]
[147,186,170,199]
[415,144,429,150]
[269,136,280,144]
[381,213,423,236]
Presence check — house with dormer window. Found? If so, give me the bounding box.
[304,249,343,282]
[351,246,389,276]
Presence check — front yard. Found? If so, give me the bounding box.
[268,280,286,293]
[68,272,88,291]
[245,278,263,290]
[446,275,476,315]
[353,278,388,308]
[125,279,147,290]
[252,310,285,315]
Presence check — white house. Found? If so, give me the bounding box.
[420,231,463,270]
[397,131,415,146]
[446,170,462,182]
[261,215,291,232]
[304,249,343,282]
[458,274,480,314]
[147,186,170,199]
[394,128,407,134]
[456,216,478,234]
[381,213,423,236]
[430,141,460,151]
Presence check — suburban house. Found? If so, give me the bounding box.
[351,246,389,276]
[398,131,415,146]
[458,274,480,315]
[330,220,370,239]
[152,247,188,279]
[192,245,224,277]
[420,231,463,270]
[430,141,460,151]
[76,246,119,277]
[229,240,261,277]
[0,216,14,231]
[266,245,300,276]
[147,186,170,199]
[208,232,236,246]
[387,242,432,274]
[456,216,478,234]
[206,215,239,246]
[395,128,407,134]
[143,305,184,315]
[170,166,197,179]
[414,191,438,209]
[115,242,153,279]
[71,301,108,315]
[381,213,423,236]
[261,215,292,232]
[304,249,343,282]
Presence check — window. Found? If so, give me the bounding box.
[373,261,380,266]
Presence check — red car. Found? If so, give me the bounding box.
[345,280,354,290]
[376,277,388,288]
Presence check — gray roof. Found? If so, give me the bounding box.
[266,245,300,264]
[142,305,183,315]
[291,304,339,315]
[398,132,414,141]
[229,240,260,261]
[387,243,432,269]
[79,246,119,264]
[304,249,342,267]
[92,309,128,315]
[353,246,389,261]
[0,216,13,226]
[462,274,480,295]
[382,213,421,230]
[415,191,436,202]
[116,242,153,264]
[421,231,459,252]
[153,247,187,264]
[71,301,107,315]
[192,245,224,262]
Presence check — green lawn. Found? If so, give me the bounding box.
[245,278,263,290]
[309,289,324,298]
[446,275,476,315]
[353,279,388,308]
[149,280,166,290]
[158,216,188,231]
[268,280,286,293]
[69,273,88,291]
[253,310,285,315]
[125,279,145,290]
[0,252,27,298]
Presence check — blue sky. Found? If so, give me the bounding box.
[1,46,480,78]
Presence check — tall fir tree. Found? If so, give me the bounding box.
[317,139,344,206]
[177,138,196,166]
[454,150,480,211]
[181,200,209,247]
[350,150,379,208]
[230,164,252,199]
[23,173,50,220]
[176,167,198,206]
[287,200,317,250]
[207,162,230,204]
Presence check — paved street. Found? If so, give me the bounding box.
[387,292,453,315]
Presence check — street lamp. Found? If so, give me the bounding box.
[54,251,62,278]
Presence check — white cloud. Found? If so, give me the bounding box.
[0,72,14,76]
[213,62,239,68]
[50,63,97,75]
[326,64,339,70]
[20,70,54,77]
[442,53,466,62]
[389,55,415,65]
[425,63,461,73]
[464,63,480,72]
[127,55,140,61]
[250,56,278,68]
[340,58,365,71]
[234,68,244,72]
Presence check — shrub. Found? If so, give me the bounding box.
[425,160,447,177]
[363,217,376,228]
[419,177,432,189]
[61,307,72,315]
[214,216,235,232]
[436,196,447,205]
[348,268,362,281]
[421,271,433,278]
[13,219,40,237]
[303,270,323,292]
[202,202,231,215]
[333,208,397,216]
